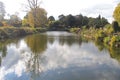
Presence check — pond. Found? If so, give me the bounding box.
[0,31,120,80]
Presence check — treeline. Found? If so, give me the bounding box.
[0,1,21,27]
[48,14,108,31]
[0,1,47,28]
[0,0,109,30]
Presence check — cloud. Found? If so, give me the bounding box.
[80,3,115,22]
[114,0,120,4]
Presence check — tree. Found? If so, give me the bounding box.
[58,14,66,27]
[8,13,22,27]
[101,17,108,27]
[88,15,108,28]
[48,16,55,21]
[0,1,5,21]
[22,18,29,27]
[112,21,120,32]
[26,0,47,28]
[75,14,83,27]
[58,14,65,22]
[27,7,47,27]
[88,17,95,27]
[113,3,120,25]
[65,14,76,28]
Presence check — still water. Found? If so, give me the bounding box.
[0,31,120,80]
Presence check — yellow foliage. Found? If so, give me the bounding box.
[113,3,120,25]
[28,11,34,27]
[22,18,29,27]
[27,7,47,28]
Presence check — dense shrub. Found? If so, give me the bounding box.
[103,36,111,44]
[95,30,107,41]
[70,28,80,33]
[110,35,120,47]
[104,24,114,35]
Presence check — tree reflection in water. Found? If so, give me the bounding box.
[24,32,82,78]
[94,40,120,63]
[25,34,47,74]
[1,32,120,80]
[109,47,120,62]
[59,35,82,46]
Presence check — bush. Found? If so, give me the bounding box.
[95,30,107,42]
[103,36,110,44]
[104,24,114,35]
[110,35,120,47]
[70,28,80,33]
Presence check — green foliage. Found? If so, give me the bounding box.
[22,18,29,27]
[95,30,107,41]
[88,15,108,29]
[47,14,109,31]
[70,28,80,33]
[48,16,55,21]
[0,27,37,39]
[110,35,120,47]
[103,36,110,44]
[109,47,120,62]
[94,40,105,51]
[48,20,66,31]
[104,24,113,35]
[112,21,120,32]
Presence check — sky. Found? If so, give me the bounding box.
[0,0,119,22]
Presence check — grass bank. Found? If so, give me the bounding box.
[0,27,47,40]
[70,25,120,48]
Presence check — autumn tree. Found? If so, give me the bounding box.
[27,7,47,27]
[113,3,120,25]
[26,0,47,28]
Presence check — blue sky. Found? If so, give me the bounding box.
[0,0,119,22]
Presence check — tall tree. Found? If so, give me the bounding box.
[27,0,47,28]
[113,3,120,25]
[0,1,5,21]
[27,7,47,27]
[65,14,76,27]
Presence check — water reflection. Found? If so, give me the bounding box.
[25,34,47,54]
[0,31,120,80]
[109,48,120,62]
[94,40,106,51]
[0,39,19,66]
[24,34,47,75]
[93,40,120,63]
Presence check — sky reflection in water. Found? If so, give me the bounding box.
[0,31,120,80]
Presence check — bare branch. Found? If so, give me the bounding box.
[27,0,32,9]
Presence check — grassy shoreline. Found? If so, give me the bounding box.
[0,27,47,40]
[70,27,120,48]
